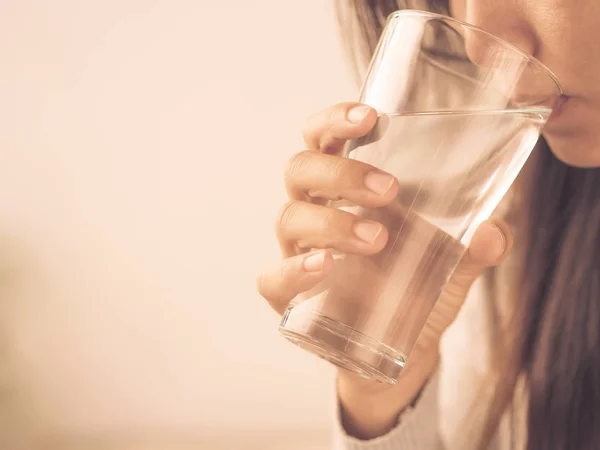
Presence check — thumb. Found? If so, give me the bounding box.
[443,219,513,301]
[405,220,513,377]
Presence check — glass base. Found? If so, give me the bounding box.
[279,307,406,384]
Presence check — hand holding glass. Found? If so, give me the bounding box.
[279,10,561,384]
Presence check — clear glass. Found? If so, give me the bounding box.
[279,10,561,384]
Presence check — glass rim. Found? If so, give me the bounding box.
[388,9,563,96]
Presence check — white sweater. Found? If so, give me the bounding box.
[332,271,526,450]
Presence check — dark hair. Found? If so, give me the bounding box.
[336,1,600,449]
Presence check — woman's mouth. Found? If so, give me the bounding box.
[550,95,568,120]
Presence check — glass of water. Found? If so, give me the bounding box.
[279,10,561,383]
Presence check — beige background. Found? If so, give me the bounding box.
[0,1,356,448]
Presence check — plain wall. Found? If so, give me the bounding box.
[0,1,356,448]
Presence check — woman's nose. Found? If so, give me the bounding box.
[457,2,559,106]
[461,1,539,59]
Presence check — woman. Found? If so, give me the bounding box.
[257,1,600,449]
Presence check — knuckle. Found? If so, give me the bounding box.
[276,200,303,234]
[320,207,338,230]
[280,257,294,278]
[255,272,268,299]
[328,157,355,185]
[284,151,312,182]
[302,107,331,142]
[326,104,339,123]
[256,268,283,307]
[320,208,346,239]
[301,120,315,144]
[302,104,343,148]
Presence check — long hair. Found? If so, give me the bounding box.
[335,1,600,449]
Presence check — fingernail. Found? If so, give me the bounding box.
[490,222,507,255]
[353,221,383,243]
[470,221,507,262]
[347,105,371,124]
[364,171,395,196]
[303,252,325,272]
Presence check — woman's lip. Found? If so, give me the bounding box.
[549,95,568,121]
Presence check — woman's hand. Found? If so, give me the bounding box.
[257,102,513,440]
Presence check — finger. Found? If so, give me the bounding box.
[257,250,334,315]
[415,219,513,350]
[442,219,513,303]
[303,102,378,154]
[276,200,389,258]
[284,150,399,205]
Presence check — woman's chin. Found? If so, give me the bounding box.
[543,132,600,168]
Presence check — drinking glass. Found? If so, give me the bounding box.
[279,10,561,383]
